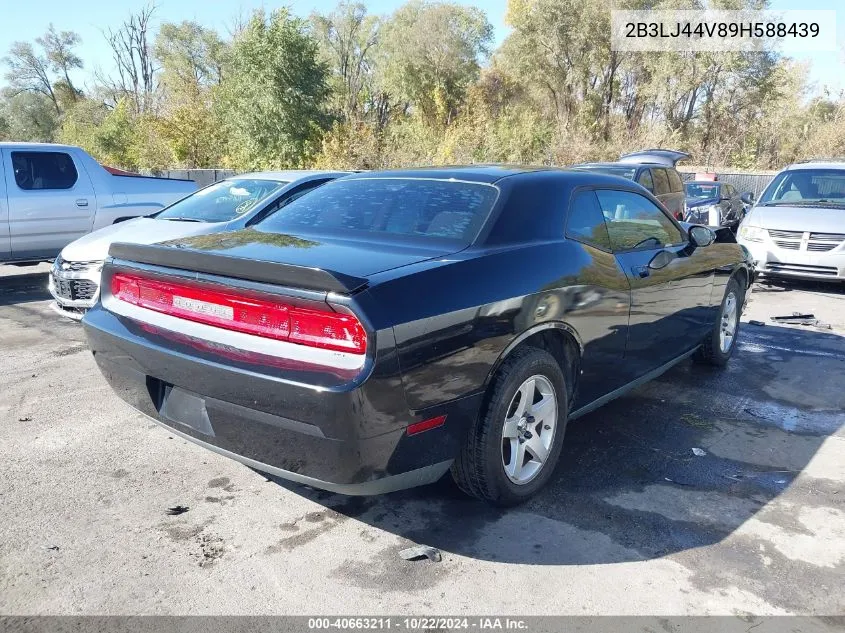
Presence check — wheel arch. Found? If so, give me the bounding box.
[732,265,750,291]
[483,322,583,408]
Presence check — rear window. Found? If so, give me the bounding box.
[256,178,499,243]
[686,183,720,199]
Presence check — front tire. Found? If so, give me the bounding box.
[695,277,744,366]
[451,347,568,505]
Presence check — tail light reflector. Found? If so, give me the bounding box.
[111,273,366,354]
[406,415,447,436]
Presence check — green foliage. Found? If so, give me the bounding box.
[378,0,493,127]
[219,8,330,170]
[3,0,845,173]
[310,2,381,122]
[0,90,58,141]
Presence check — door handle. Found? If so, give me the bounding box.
[631,265,650,279]
[75,199,89,207]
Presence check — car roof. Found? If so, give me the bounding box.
[341,165,649,188]
[0,141,79,151]
[686,180,722,185]
[342,165,563,184]
[234,170,352,182]
[575,163,641,170]
[785,161,845,171]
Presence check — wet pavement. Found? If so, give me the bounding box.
[0,264,842,616]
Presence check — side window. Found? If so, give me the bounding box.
[652,168,671,196]
[667,169,684,193]
[566,190,612,251]
[11,151,78,191]
[596,189,684,251]
[636,169,654,192]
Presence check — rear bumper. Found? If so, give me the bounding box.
[82,305,478,495]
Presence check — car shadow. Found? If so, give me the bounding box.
[754,276,845,296]
[270,323,844,565]
[0,269,52,306]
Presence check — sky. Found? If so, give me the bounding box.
[0,0,841,96]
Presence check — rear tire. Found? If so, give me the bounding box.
[695,277,744,366]
[451,347,568,506]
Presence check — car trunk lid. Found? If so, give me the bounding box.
[109,227,462,294]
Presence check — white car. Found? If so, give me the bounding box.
[738,161,845,282]
[50,170,350,318]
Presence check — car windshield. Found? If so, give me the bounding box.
[574,165,637,180]
[759,168,845,207]
[156,178,289,223]
[256,177,499,244]
[686,183,720,200]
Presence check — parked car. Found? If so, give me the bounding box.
[573,149,689,220]
[50,171,349,318]
[684,181,749,230]
[0,143,196,265]
[738,160,845,281]
[83,167,753,505]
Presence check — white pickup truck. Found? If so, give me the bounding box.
[0,142,196,265]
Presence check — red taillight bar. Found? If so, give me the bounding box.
[111,273,367,355]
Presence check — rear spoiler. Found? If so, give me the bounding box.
[108,242,368,294]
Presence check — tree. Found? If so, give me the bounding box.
[311,2,380,122]
[220,8,330,169]
[3,42,60,113]
[0,89,59,141]
[99,4,158,113]
[378,1,493,127]
[155,21,228,92]
[38,25,83,103]
[154,21,228,167]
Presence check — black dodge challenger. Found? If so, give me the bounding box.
[83,166,753,505]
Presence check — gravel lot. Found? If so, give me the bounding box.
[0,263,843,616]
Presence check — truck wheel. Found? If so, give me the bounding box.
[695,277,744,367]
[451,347,568,506]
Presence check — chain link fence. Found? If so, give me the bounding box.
[679,171,775,197]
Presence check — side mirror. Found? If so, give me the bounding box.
[740,191,754,205]
[689,225,716,248]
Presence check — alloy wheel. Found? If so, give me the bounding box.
[501,375,558,485]
[719,291,738,353]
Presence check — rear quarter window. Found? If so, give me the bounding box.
[257,178,499,243]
